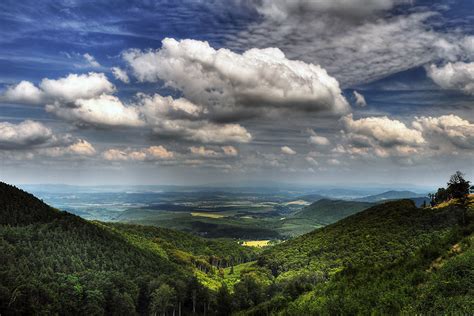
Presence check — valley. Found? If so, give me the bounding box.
[23,184,430,240]
[1,177,472,315]
[3,1,474,314]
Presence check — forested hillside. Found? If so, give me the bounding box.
[231,198,474,314]
[0,182,256,315]
[0,182,62,225]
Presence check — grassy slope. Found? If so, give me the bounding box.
[414,233,474,313]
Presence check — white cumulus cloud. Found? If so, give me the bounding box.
[102,145,174,161]
[111,67,130,83]
[413,114,474,149]
[2,72,115,104]
[40,72,114,102]
[45,94,143,127]
[353,91,367,107]
[426,62,474,95]
[2,81,44,104]
[67,139,97,156]
[0,120,96,159]
[308,135,330,146]
[190,146,219,157]
[281,146,296,155]
[186,122,252,144]
[3,72,252,143]
[124,38,350,117]
[42,139,96,157]
[83,53,101,68]
[342,114,425,148]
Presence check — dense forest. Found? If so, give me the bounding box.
[0,176,473,315]
[0,182,256,315]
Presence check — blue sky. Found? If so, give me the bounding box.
[0,0,473,186]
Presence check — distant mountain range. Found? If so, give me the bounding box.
[355,190,430,206]
[294,199,374,225]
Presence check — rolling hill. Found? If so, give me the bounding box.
[292,193,326,203]
[293,199,374,224]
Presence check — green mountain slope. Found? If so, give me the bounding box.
[103,222,256,264]
[414,234,474,313]
[0,182,255,315]
[260,200,457,276]
[293,199,374,225]
[240,199,473,315]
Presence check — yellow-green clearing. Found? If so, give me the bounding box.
[242,240,270,247]
[191,212,225,218]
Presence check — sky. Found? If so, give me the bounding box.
[0,0,473,187]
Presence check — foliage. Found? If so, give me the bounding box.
[237,198,472,314]
[430,171,471,206]
[104,222,257,266]
[0,182,61,225]
[447,171,471,199]
[149,284,175,315]
[0,182,254,315]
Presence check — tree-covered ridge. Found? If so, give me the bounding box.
[0,182,61,225]
[415,233,474,313]
[105,223,256,264]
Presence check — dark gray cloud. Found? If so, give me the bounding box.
[227,2,474,87]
